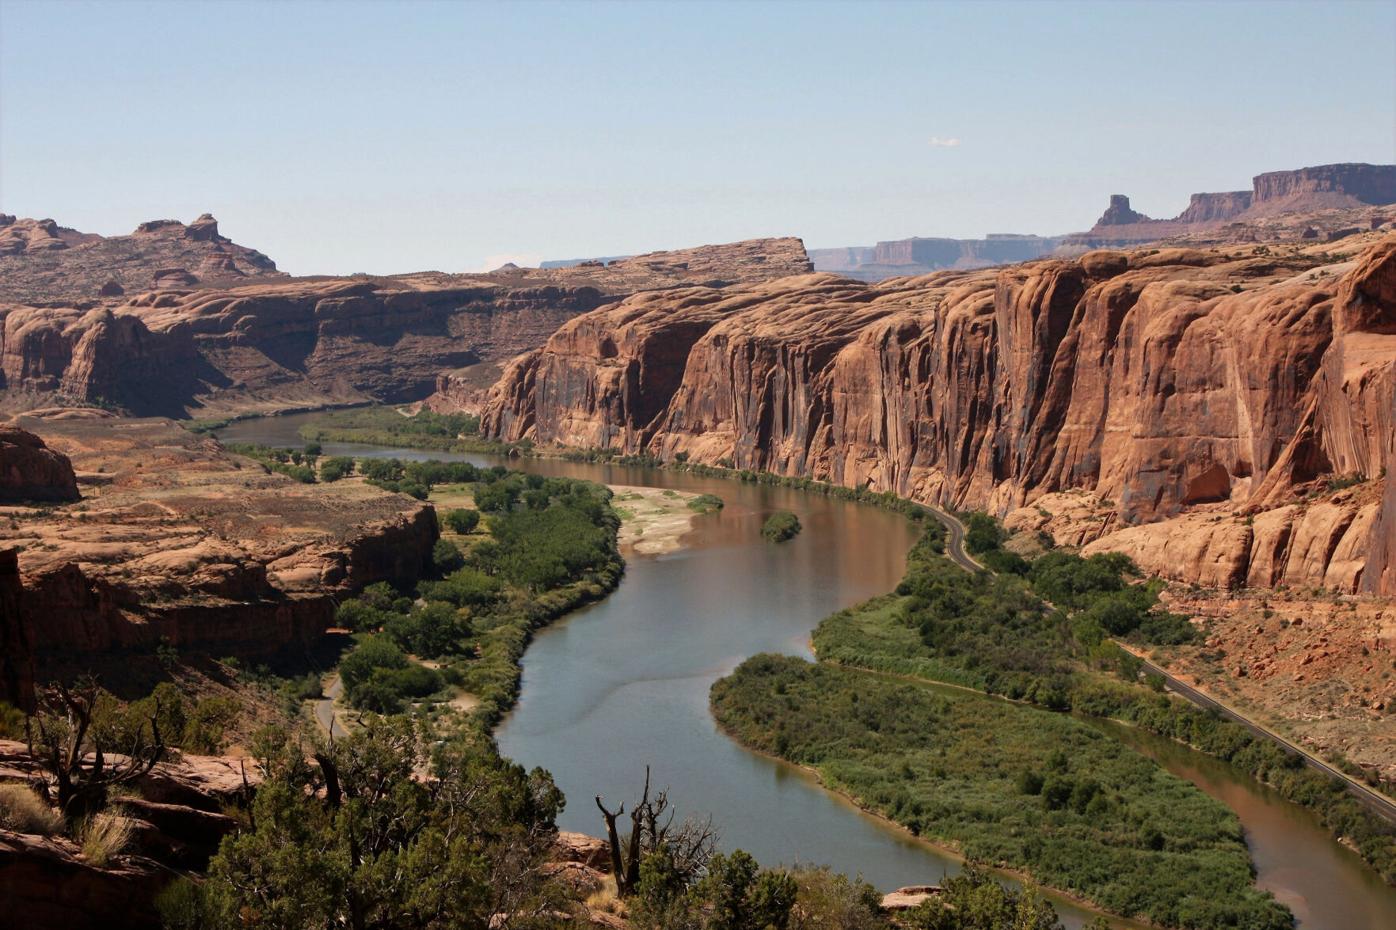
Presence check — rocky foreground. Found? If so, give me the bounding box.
[0,413,437,709]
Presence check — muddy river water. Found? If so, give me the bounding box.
[218,412,1396,929]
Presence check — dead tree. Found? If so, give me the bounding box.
[26,679,165,821]
[595,766,716,898]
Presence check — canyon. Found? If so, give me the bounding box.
[477,230,1396,599]
[813,162,1396,279]
[0,413,438,710]
[0,220,810,418]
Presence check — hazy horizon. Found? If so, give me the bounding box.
[2,0,1393,276]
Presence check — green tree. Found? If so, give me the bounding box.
[442,508,480,534]
[199,718,565,930]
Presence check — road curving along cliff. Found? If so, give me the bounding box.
[478,231,1396,596]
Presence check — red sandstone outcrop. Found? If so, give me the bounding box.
[0,416,437,707]
[1249,163,1396,215]
[481,232,1396,594]
[1176,191,1254,225]
[0,214,280,303]
[1068,163,1396,248]
[0,236,811,418]
[0,427,79,502]
[0,830,166,930]
[0,741,262,929]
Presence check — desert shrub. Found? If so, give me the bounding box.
[383,602,469,659]
[761,511,801,542]
[688,493,725,513]
[904,865,1063,929]
[425,566,502,609]
[334,599,388,632]
[202,718,562,930]
[712,655,1291,930]
[0,783,63,835]
[0,701,25,739]
[340,637,408,692]
[787,866,884,930]
[962,512,1004,554]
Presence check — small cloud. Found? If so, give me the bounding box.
[470,253,543,273]
[928,136,961,148]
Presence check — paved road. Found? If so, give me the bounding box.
[314,674,348,740]
[923,505,984,572]
[928,502,1396,825]
[1128,650,1396,826]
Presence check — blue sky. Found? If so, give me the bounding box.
[1,0,1392,275]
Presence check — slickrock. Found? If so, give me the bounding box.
[480,232,1396,595]
[0,416,437,707]
[0,213,279,303]
[0,741,261,928]
[0,831,166,930]
[880,885,941,911]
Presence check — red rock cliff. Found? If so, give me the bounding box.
[1,237,811,418]
[482,233,1396,594]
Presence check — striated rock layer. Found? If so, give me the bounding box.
[0,415,437,708]
[0,236,810,418]
[480,231,1396,595]
[1068,163,1396,247]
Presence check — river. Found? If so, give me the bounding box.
[217,412,1396,929]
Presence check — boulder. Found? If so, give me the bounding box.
[0,428,79,503]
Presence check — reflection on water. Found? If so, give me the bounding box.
[217,412,1396,929]
[1096,720,1396,930]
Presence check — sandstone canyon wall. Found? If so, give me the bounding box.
[0,233,811,418]
[481,232,1396,596]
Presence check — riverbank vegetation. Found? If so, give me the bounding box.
[331,465,623,730]
[811,519,1396,885]
[688,493,725,513]
[760,510,801,542]
[712,655,1291,930]
[295,405,533,455]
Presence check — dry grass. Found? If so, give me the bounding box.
[584,875,628,917]
[76,811,134,866]
[0,783,63,835]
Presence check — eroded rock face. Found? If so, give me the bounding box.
[0,831,166,930]
[0,427,79,502]
[1071,163,1396,248]
[1250,163,1396,214]
[0,416,437,701]
[481,233,1396,593]
[0,237,812,418]
[0,214,278,302]
[0,741,262,928]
